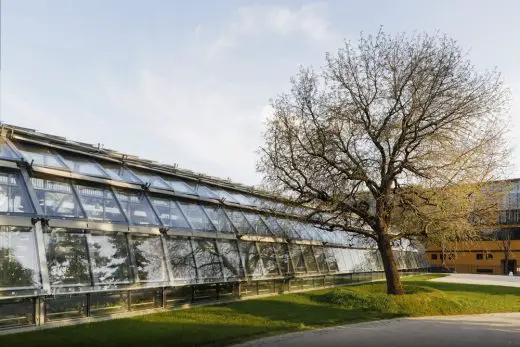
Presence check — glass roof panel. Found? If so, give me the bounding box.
[262,216,285,237]
[13,141,68,170]
[194,185,220,200]
[59,152,108,178]
[202,205,236,233]
[163,178,198,196]
[227,192,256,206]
[114,190,160,225]
[212,188,240,204]
[31,177,85,219]
[225,209,254,234]
[130,169,171,190]
[0,170,34,214]
[149,197,190,229]
[97,162,143,184]
[0,139,18,160]
[177,201,215,231]
[275,219,301,239]
[75,184,126,223]
[242,212,273,236]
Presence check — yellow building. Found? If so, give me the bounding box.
[426,179,520,275]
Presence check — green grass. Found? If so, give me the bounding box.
[2,274,520,347]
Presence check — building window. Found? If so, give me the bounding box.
[476,253,484,260]
[486,253,493,260]
[431,254,438,260]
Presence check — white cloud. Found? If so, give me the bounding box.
[207,3,334,54]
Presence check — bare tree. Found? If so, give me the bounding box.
[257,30,509,294]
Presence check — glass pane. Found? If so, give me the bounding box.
[59,153,108,178]
[88,234,132,285]
[194,185,219,200]
[163,178,198,196]
[332,248,347,272]
[13,142,67,169]
[44,231,91,286]
[132,235,168,283]
[0,171,34,214]
[165,238,196,284]
[301,245,319,272]
[324,247,339,272]
[238,241,263,278]
[0,298,34,328]
[212,189,239,204]
[150,197,190,229]
[218,240,243,279]
[276,219,301,239]
[192,239,223,282]
[289,245,306,273]
[225,209,254,234]
[272,243,291,274]
[31,177,84,218]
[342,249,355,272]
[243,213,272,236]
[313,246,328,273]
[203,205,235,233]
[98,163,143,184]
[263,217,285,237]
[230,193,256,206]
[44,295,87,322]
[177,201,215,231]
[114,191,159,225]
[0,140,18,160]
[131,170,171,190]
[0,227,40,288]
[75,185,126,223]
[257,243,280,276]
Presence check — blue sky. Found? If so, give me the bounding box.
[2,0,519,186]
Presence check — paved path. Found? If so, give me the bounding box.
[432,273,520,287]
[232,313,520,347]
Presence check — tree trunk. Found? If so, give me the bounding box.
[378,233,404,295]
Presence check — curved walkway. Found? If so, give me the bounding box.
[232,312,520,347]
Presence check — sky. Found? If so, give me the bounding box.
[1,0,519,187]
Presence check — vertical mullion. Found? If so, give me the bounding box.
[213,239,227,282]
[143,193,165,227]
[220,208,238,233]
[200,204,218,233]
[33,221,50,293]
[272,243,283,276]
[254,242,265,278]
[126,234,139,283]
[69,181,88,218]
[299,244,310,273]
[84,233,96,287]
[110,187,131,224]
[176,200,195,230]
[189,238,200,283]
[159,235,172,285]
[19,167,43,215]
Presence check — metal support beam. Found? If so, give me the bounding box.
[33,221,51,293]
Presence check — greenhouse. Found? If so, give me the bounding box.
[0,123,427,331]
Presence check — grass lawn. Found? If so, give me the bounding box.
[2,274,520,347]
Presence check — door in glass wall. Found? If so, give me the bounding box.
[0,226,40,289]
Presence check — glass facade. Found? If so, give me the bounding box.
[0,132,427,330]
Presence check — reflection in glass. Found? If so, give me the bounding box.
[13,141,67,170]
[257,243,280,276]
[276,219,301,239]
[272,243,291,274]
[132,235,168,282]
[114,190,159,225]
[301,245,318,272]
[177,201,215,231]
[243,213,272,236]
[44,231,91,286]
[59,153,108,178]
[212,189,239,204]
[75,185,126,223]
[341,249,354,272]
[98,162,143,184]
[332,248,348,272]
[88,234,132,284]
[203,206,235,233]
[150,197,190,229]
[226,209,254,234]
[263,217,285,237]
[194,185,220,200]
[218,240,243,279]
[165,238,196,284]
[0,171,34,214]
[31,178,84,218]
[0,227,40,288]
[192,239,223,282]
[238,241,263,278]
[289,245,307,273]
